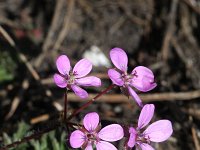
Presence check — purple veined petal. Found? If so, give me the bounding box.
[127,86,143,107]
[71,85,88,99]
[83,112,99,132]
[110,48,128,72]
[131,66,157,92]
[98,124,124,142]
[143,120,173,142]
[53,73,67,88]
[76,76,101,87]
[140,143,155,150]
[85,142,93,150]
[96,141,117,150]
[138,104,155,129]
[56,55,71,75]
[69,130,85,148]
[108,69,124,86]
[127,127,136,148]
[73,59,92,78]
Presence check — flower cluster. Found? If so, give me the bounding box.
[53,48,173,150]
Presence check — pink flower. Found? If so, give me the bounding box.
[70,112,124,150]
[108,48,157,107]
[54,55,101,99]
[127,104,173,150]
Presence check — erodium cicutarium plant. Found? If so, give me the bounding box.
[1,48,173,150]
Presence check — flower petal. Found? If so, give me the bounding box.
[138,104,155,129]
[53,73,67,88]
[56,55,71,75]
[83,112,99,132]
[73,59,92,78]
[127,127,136,148]
[108,69,124,86]
[128,86,143,107]
[140,143,155,150]
[131,66,157,92]
[96,141,117,150]
[69,130,85,148]
[98,124,124,142]
[85,142,93,150]
[110,48,128,72]
[143,120,173,142]
[71,85,88,99]
[76,76,101,87]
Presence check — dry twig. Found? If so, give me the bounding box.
[77,0,98,20]
[5,79,29,120]
[53,0,75,51]
[191,126,200,150]
[56,89,200,103]
[0,26,40,80]
[118,0,147,26]
[42,0,66,53]
[161,0,178,61]
[0,25,58,111]
[182,108,200,120]
[30,114,50,124]
[34,0,66,68]
[181,0,200,15]
[172,37,200,80]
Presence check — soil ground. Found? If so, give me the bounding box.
[1,0,200,149]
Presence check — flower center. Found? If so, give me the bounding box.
[121,72,136,86]
[60,71,76,85]
[67,71,76,84]
[87,133,96,140]
[86,132,99,143]
[136,132,150,144]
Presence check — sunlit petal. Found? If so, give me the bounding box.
[53,73,67,88]
[138,104,155,129]
[108,69,124,86]
[110,48,128,72]
[73,59,92,78]
[56,55,71,75]
[76,76,101,87]
[140,143,155,150]
[83,112,99,132]
[131,66,156,92]
[71,85,88,99]
[127,127,136,148]
[144,120,173,142]
[128,86,143,107]
[69,130,85,148]
[98,124,124,142]
[96,141,117,150]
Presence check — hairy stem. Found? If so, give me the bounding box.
[0,121,61,150]
[64,89,68,120]
[67,84,115,120]
[0,120,81,150]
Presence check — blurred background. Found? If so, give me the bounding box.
[0,0,200,149]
